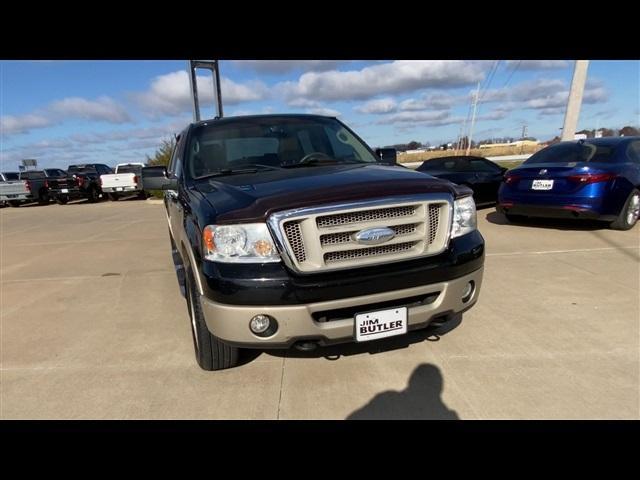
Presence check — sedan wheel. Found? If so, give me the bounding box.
[611,189,640,230]
[626,193,639,226]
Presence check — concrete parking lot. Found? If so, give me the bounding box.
[1,197,638,419]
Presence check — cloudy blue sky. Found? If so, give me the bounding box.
[1,60,638,169]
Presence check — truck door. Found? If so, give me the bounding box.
[166,133,186,245]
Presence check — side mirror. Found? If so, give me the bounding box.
[142,166,178,190]
[375,148,397,164]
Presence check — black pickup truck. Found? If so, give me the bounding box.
[48,163,112,204]
[143,114,484,371]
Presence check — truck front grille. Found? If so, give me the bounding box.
[271,195,452,274]
[320,223,419,247]
[316,205,416,228]
[324,241,418,264]
[283,221,306,262]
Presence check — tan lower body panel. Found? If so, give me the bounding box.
[200,268,483,346]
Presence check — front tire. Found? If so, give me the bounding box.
[185,265,239,371]
[56,196,69,205]
[38,190,50,205]
[108,193,119,201]
[87,186,99,203]
[8,200,21,208]
[610,189,640,230]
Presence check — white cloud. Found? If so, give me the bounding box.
[1,96,131,137]
[135,70,268,116]
[48,96,131,123]
[306,108,341,117]
[399,93,457,111]
[355,98,397,114]
[377,110,463,127]
[286,98,322,108]
[1,122,186,170]
[0,114,52,135]
[278,60,485,103]
[232,60,348,74]
[480,78,608,113]
[507,60,570,70]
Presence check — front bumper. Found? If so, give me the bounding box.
[497,202,614,221]
[50,187,82,198]
[102,186,140,193]
[0,194,31,201]
[200,267,483,348]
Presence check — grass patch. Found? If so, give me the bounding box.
[397,144,542,164]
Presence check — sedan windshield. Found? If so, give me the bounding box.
[186,116,378,178]
[524,142,617,164]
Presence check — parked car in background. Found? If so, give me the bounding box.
[44,168,68,179]
[498,137,640,230]
[100,162,148,200]
[0,172,20,207]
[48,163,112,204]
[416,156,507,205]
[0,170,51,207]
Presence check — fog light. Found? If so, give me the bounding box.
[462,281,475,303]
[250,315,271,333]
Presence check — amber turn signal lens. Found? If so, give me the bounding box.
[203,227,215,253]
[253,239,273,257]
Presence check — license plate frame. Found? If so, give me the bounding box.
[531,179,554,190]
[354,306,408,342]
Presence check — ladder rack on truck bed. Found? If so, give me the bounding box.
[187,60,223,122]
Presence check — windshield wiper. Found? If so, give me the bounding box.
[194,164,281,180]
[281,158,363,169]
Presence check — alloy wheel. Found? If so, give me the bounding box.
[627,194,640,226]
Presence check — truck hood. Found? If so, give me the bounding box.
[195,164,468,223]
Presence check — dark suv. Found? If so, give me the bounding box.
[144,114,485,370]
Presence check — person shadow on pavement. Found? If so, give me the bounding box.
[346,363,459,420]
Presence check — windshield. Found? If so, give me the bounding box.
[68,165,96,174]
[187,116,378,178]
[117,165,143,174]
[524,142,617,164]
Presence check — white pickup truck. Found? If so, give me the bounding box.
[99,163,148,200]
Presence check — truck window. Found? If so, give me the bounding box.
[21,171,46,179]
[3,173,20,181]
[186,116,378,178]
[117,165,143,174]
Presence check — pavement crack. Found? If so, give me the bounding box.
[276,355,286,420]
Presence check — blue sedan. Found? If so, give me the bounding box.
[497,137,640,230]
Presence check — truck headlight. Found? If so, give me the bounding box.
[451,196,477,239]
[202,224,280,263]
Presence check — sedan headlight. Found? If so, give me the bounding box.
[451,196,477,238]
[202,223,280,263]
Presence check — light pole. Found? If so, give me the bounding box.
[561,60,589,141]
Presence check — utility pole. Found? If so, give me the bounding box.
[561,60,589,141]
[521,124,528,139]
[466,82,481,156]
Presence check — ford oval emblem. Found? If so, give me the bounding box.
[353,227,396,245]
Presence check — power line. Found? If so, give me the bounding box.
[478,60,500,103]
[500,60,521,90]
